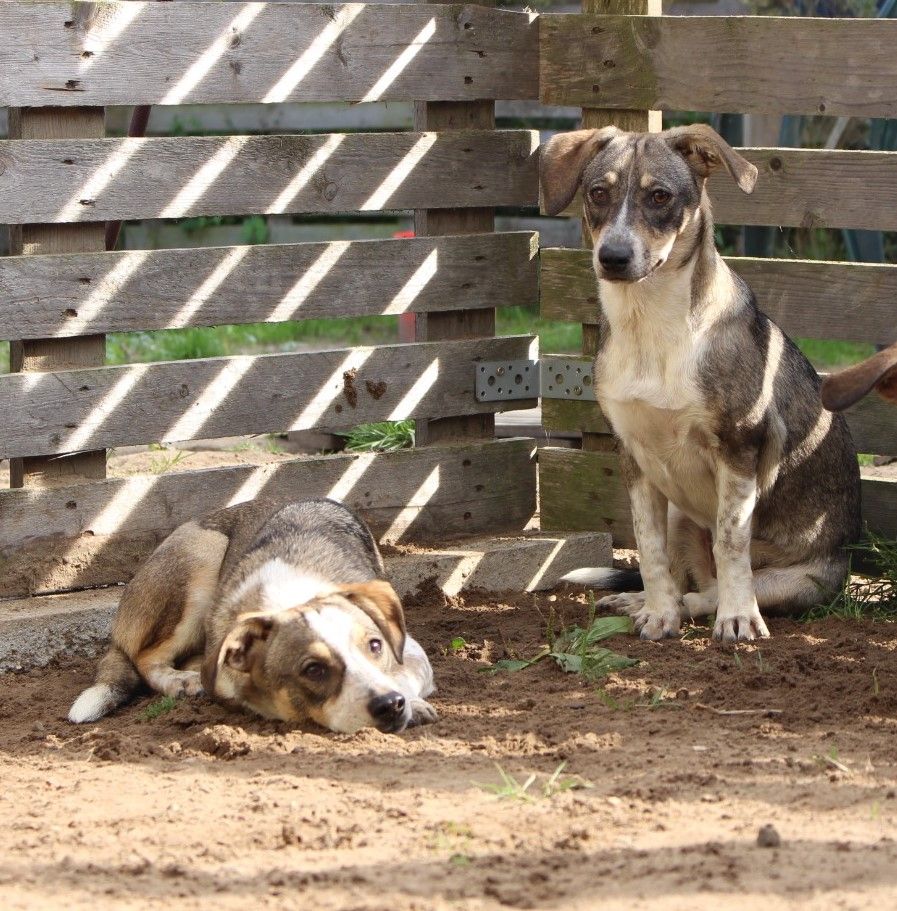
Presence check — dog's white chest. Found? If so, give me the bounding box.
[595,278,719,525]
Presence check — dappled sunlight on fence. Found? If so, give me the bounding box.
[265,133,345,216]
[362,133,437,211]
[361,17,436,104]
[382,465,440,541]
[267,241,350,322]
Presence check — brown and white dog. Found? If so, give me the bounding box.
[821,340,897,412]
[69,498,437,733]
[542,124,861,642]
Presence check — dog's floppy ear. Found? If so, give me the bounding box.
[821,341,897,411]
[540,127,621,216]
[221,614,275,673]
[337,580,407,663]
[665,124,757,194]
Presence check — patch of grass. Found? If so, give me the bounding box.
[796,338,876,371]
[802,532,897,622]
[496,306,581,354]
[450,637,467,652]
[148,445,192,475]
[341,420,415,453]
[595,684,680,712]
[477,762,590,801]
[140,695,178,721]
[482,598,638,682]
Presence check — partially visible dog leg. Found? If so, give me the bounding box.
[603,467,682,639]
[753,559,844,613]
[713,466,769,642]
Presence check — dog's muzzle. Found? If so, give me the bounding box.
[597,241,634,280]
[368,691,407,732]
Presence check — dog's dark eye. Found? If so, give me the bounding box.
[588,186,608,205]
[302,661,327,682]
[369,638,383,656]
[651,189,672,206]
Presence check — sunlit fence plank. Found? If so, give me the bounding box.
[0,335,537,460]
[0,2,538,107]
[0,437,537,597]
[541,249,897,347]
[541,14,897,118]
[0,232,538,340]
[0,130,538,224]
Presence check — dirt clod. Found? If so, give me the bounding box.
[757,824,782,848]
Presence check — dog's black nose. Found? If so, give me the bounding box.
[369,691,405,722]
[598,242,633,273]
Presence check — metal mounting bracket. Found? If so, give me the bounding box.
[476,357,596,402]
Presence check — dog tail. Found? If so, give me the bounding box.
[69,645,142,724]
[559,567,643,590]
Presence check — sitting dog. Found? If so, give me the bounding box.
[821,340,897,411]
[69,498,437,733]
[541,124,861,642]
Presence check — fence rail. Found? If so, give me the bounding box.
[0,232,538,340]
[541,14,897,118]
[1,2,539,107]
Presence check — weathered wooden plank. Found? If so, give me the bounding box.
[0,2,538,107]
[542,374,897,460]
[539,446,634,546]
[0,335,537,460]
[0,437,537,597]
[554,149,897,231]
[863,476,897,542]
[541,15,897,118]
[541,249,897,347]
[0,232,539,341]
[0,130,539,225]
[8,107,107,490]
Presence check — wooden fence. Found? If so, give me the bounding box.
[538,11,897,547]
[1,1,895,601]
[0,0,541,598]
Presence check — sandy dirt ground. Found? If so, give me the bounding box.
[3,585,897,911]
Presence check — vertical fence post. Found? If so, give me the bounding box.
[8,107,107,488]
[413,3,496,446]
[579,0,660,454]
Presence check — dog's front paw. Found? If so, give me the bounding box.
[408,698,438,727]
[632,600,681,640]
[713,601,770,643]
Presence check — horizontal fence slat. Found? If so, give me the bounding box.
[541,249,897,347]
[555,149,897,231]
[0,437,537,597]
[0,131,539,224]
[537,354,896,458]
[0,336,537,460]
[0,232,538,340]
[1,2,538,107]
[541,14,897,118]
[863,476,897,543]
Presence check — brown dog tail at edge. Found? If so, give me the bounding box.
[68,645,143,724]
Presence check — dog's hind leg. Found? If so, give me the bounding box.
[752,559,845,614]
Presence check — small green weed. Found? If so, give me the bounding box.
[140,695,178,721]
[149,447,191,474]
[450,637,467,652]
[341,420,415,453]
[477,762,590,801]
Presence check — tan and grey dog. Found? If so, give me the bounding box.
[542,124,861,642]
[69,498,437,733]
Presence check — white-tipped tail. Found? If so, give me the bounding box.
[559,567,644,589]
[68,684,119,724]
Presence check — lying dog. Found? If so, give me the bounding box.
[69,498,437,733]
[821,340,897,411]
[541,124,861,641]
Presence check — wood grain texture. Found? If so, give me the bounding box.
[541,250,897,347]
[555,148,897,231]
[863,476,897,542]
[8,106,107,490]
[539,446,634,546]
[0,336,537,460]
[0,437,537,597]
[538,355,896,458]
[0,130,539,225]
[541,14,897,118]
[0,232,539,341]
[0,2,538,106]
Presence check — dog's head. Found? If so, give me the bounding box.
[540,124,757,284]
[821,340,897,412]
[206,580,414,734]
